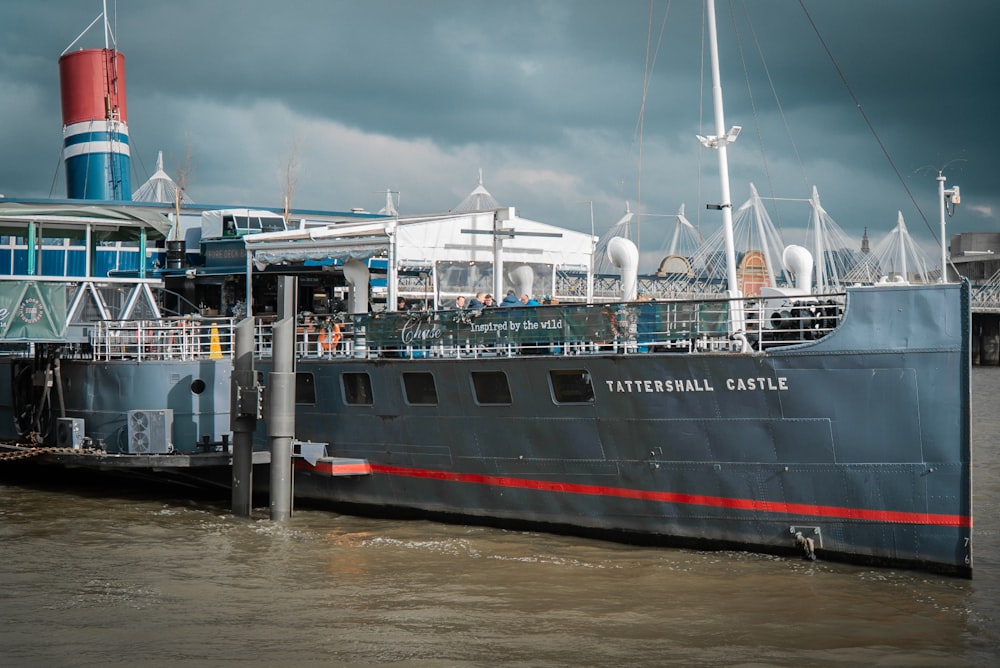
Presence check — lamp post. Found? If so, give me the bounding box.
[938,171,960,283]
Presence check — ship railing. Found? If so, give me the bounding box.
[247,294,845,361]
[91,317,236,361]
[252,317,359,359]
[85,294,845,363]
[752,295,847,350]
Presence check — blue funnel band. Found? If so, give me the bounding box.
[63,120,132,200]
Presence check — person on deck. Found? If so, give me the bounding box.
[468,293,485,309]
[501,289,520,306]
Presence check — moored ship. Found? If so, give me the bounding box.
[0,0,973,576]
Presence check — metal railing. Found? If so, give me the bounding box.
[252,318,358,359]
[85,293,845,363]
[91,318,235,361]
[284,295,846,360]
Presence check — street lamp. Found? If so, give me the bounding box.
[938,171,960,283]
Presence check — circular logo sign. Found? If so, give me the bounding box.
[18,297,44,324]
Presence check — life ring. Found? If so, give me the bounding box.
[322,323,342,351]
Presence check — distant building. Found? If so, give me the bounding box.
[950,232,1000,283]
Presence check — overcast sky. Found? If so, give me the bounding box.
[1,0,996,268]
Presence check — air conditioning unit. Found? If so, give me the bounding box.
[127,409,173,454]
[56,417,85,449]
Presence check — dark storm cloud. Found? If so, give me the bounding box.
[1,0,997,266]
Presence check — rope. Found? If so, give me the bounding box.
[796,1,935,241]
[730,1,804,233]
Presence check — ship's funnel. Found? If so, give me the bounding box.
[607,236,639,301]
[782,245,814,293]
[58,48,131,200]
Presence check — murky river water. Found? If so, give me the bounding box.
[2,369,999,667]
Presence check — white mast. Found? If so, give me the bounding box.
[698,0,744,333]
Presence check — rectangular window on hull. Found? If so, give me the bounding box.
[549,369,595,404]
[471,371,512,405]
[402,372,438,405]
[296,372,316,404]
[342,372,373,405]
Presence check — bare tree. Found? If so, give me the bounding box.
[171,137,194,241]
[281,139,301,225]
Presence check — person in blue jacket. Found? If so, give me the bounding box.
[501,289,520,306]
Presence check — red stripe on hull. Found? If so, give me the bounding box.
[296,460,372,475]
[365,464,972,529]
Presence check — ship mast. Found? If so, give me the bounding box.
[103,0,110,49]
[698,0,744,333]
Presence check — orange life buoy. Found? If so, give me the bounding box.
[321,323,342,351]
[145,329,155,355]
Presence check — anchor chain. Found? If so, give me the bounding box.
[0,444,92,463]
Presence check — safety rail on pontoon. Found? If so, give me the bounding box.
[91,317,236,361]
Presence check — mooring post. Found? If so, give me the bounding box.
[230,316,259,516]
[268,275,297,521]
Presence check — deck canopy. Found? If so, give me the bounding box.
[0,201,172,241]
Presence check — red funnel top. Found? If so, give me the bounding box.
[58,48,128,125]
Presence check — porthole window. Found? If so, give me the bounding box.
[403,372,438,405]
[296,372,316,405]
[549,369,595,404]
[471,371,512,405]
[342,372,373,405]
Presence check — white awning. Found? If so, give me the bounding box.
[0,201,172,239]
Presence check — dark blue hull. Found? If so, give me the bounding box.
[285,282,972,575]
